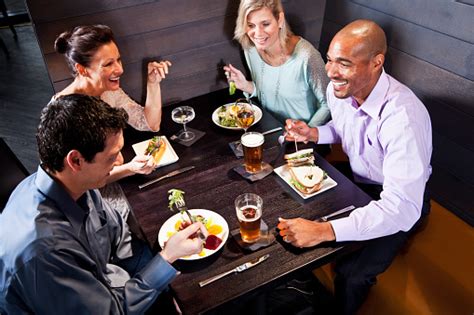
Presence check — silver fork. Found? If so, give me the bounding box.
[174,200,207,241]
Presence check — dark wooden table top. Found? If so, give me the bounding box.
[119,90,372,314]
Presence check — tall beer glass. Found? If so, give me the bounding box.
[241,132,264,173]
[235,193,263,243]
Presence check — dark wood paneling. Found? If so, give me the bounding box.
[34,0,240,55]
[351,0,474,43]
[324,0,473,80]
[26,0,155,23]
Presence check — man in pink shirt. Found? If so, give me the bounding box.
[278,19,432,314]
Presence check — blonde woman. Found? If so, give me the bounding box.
[224,0,330,127]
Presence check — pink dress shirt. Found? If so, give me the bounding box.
[318,70,432,241]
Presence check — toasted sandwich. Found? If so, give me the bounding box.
[284,148,315,167]
[288,165,325,194]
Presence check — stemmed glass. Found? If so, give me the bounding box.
[235,98,255,132]
[172,106,196,141]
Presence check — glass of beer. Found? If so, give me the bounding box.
[241,132,264,173]
[235,193,263,243]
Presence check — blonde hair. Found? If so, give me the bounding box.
[234,0,293,49]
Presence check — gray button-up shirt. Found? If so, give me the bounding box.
[0,166,177,314]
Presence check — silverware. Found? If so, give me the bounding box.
[319,205,356,222]
[138,166,195,189]
[171,198,207,241]
[199,254,270,287]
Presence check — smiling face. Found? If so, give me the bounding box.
[246,7,283,51]
[325,34,384,105]
[84,41,123,95]
[81,130,124,189]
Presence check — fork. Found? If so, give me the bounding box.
[173,200,207,241]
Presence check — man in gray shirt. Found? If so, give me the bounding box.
[0,94,206,314]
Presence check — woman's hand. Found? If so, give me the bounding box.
[148,60,172,84]
[223,64,254,94]
[127,155,156,175]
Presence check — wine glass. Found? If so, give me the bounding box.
[172,106,196,141]
[235,98,255,132]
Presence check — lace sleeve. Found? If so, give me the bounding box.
[101,89,152,131]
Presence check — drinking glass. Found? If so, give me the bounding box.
[241,132,264,173]
[235,193,263,243]
[171,106,195,141]
[234,98,255,132]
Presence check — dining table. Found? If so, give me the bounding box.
[118,89,372,314]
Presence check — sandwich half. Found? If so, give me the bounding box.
[289,165,325,194]
[144,136,166,164]
[284,148,315,167]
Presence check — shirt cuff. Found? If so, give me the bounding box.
[329,217,357,242]
[137,253,178,290]
[316,125,333,144]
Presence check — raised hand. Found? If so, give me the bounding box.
[223,64,254,95]
[284,119,318,143]
[148,60,172,84]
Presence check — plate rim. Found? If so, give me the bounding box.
[273,164,338,199]
[211,103,263,130]
[157,209,229,260]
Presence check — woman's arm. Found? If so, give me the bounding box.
[143,61,172,131]
[306,48,331,127]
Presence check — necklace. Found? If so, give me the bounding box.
[259,47,286,106]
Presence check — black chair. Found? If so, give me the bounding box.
[1,137,29,211]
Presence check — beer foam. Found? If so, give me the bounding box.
[241,133,264,147]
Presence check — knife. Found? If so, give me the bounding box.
[138,166,195,190]
[199,254,270,287]
[318,205,356,222]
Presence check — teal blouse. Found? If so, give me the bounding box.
[244,38,330,127]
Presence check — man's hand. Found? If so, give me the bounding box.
[277,217,335,248]
[285,119,319,143]
[160,222,208,263]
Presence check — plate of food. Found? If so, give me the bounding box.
[158,209,229,260]
[132,136,178,168]
[274,148,337,199]
[212,102,263,130]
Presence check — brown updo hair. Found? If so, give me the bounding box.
[54,24,115,76]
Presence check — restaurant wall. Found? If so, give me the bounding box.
[319,0,474,225]
[25,0,326,105]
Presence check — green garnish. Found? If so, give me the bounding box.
[168,189,185,212]
[229,81,236,95]
[289,178,306,191]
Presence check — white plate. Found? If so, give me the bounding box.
[158,209,229,260]
[132,136,178,168]
[274,165,338,199]
[212,103,263,130]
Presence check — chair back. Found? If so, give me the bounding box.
[1,138,29,211]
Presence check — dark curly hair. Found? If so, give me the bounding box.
[54,24,115,76]
[37,94,128,172]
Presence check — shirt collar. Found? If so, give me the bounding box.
[35,165,87,235]
[357,68,389,119]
